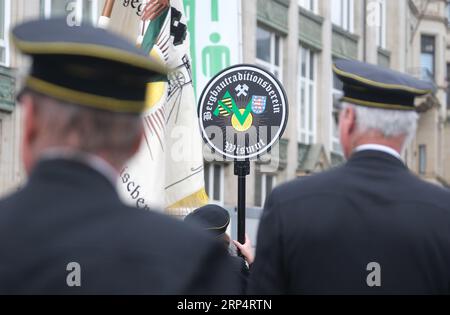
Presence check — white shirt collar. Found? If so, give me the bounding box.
[39,148,118,186]
[354,144,402,161]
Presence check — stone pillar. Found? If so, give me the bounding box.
[242,0,257,64]
[284,0,299,181]
[388,0,407,72]
[364,0,379,64]
[316,0,332,155]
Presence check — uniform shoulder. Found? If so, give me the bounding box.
[0,186,25,204]
[0,187,29,221]
[269,166,345,205]
[404,172,450,209]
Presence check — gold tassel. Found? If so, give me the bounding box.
[165,188,209,217]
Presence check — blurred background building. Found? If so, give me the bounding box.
[1,0,450,243]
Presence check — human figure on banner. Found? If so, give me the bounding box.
[202,32,231,77]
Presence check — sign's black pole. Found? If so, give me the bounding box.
[198,63,289,250]
[234,160,250,245]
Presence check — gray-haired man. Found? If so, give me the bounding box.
[248,59,450,295]
[0,18,239,295]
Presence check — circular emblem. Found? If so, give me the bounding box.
[198,64,289,160]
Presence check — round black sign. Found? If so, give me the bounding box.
[198,64,289,160]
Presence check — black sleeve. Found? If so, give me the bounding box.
[186,239,242,295]
[229,255,249,295]
[247,188,287,295]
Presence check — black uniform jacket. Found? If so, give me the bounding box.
[248,150,450,295]
[0,159,239,295]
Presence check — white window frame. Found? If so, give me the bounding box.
[374,0,386,48]
[298,45,317,145]
[298,0,318,13]
[419,145,427,175]
[420,34,436,80]
[204,163,224,206]
[331,86,343,154]
[255,172,277,208]
[89,0,99,23]
[331,64,344,155]
[0,0,11,67]
[332,0,354,33]
[256,26,283,82]
[41,0,98,24]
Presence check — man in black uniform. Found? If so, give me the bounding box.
[248,59,450,294]
[184,205,253,294]
[0,18,239,295]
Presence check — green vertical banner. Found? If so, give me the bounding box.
[183,0,197,96]
[211,0,219,21]
[183,0,242,99]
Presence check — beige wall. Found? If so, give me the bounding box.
[408,0,449,184]
[0,0,42,195]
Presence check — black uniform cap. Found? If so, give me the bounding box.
[184,205,230,237]
[12,18,168,114]
[333,59,435,111]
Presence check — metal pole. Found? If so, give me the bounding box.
[234,160,250,245]
[98,0,116,29]
[102,0,116,17]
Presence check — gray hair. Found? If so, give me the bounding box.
[342,102,418,145]
[27,90,143,167]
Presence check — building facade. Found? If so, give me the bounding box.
[1,0,450,242]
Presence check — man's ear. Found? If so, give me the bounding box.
[344,106,357,134]
[20,94,39,174]
[339,105,358,159]
[22,95,39,145]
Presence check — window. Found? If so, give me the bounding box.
[331,0,354,32]
[255,172,276,208]
[204,163,224,205]
[331,64,344,154]
[419,145,427,175]
[41,0,98,24]
[421,35,435,80]
[0,0,11,66]
[298,46,316,144]
[256,26,283,80]
[298,0,318,13]
[447,1,450,27]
